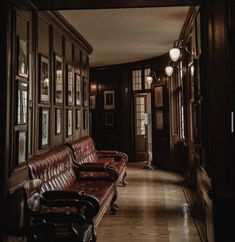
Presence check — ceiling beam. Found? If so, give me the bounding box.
[29,0,199,10]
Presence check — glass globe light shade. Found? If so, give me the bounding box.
[146,76,153,85]
[165,66,174,77]
[169,48,181,62]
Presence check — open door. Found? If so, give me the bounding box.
[134,94,148,161]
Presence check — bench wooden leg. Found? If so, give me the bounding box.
[110,189,118,214]
[121,170,128,186]
[91,225,96,242]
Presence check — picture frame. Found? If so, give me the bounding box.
[55,108,61,135]
[54,54,63,104]
[17,81,28,125]
[67,109,73,137]
[17,36,28,78]
[83,109,88,129]
[104,90,115,110]
[90,95,96,109]
[83,77,88,107]
[156,110,164,130]
[28,108,32,155]
[66,64,73,106]
[75,73,81,106]
[39,54,50,103]
[105,111,114,127]
[154,86,163,108]
[40,108,49,148]
[76,109,81,129]
[17,131,27,165]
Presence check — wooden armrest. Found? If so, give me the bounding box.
[40,195,93,210]
[97,150,119,154]
[97,150,128,162]
[42,190,100,216]
[0,221,55,238]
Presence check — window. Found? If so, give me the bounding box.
[144,68,151,89]
[132,69,142,91]
[136,96,145,135]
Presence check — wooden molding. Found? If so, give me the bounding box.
[28,0,199,10]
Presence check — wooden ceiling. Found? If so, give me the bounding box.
[26,0,199,10]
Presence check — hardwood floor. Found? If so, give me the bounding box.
[97,168,201,242]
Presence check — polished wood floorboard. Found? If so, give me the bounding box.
[97,168,201,242]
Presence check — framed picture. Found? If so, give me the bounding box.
[67,109,73,137]
[105,111,114,127]
[39,54,50,103]
[54,54,63,104]
[83,77,88,107]
[90,95,96,109]
[76,109,81,129]
[83,109,88,129]
[17,81,28,124]
[17,131,27,164]
[29,53,32,101]
[55,108,61,135]
[154,86,163,108]
[28,108,32,155]
[156,110,164,130]
[104,90,115,110]
[40,108,49,148]
[67,64,73,106]
[17,36,28,78]
[75,73,81,106]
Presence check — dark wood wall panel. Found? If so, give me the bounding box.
[90,54,170,163]
[53,29,63,56]
[37,16,49,56]
[65,39,73,64]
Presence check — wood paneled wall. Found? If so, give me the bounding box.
[0,3,92,232]
[90,54,171,164]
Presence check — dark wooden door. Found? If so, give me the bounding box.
[134,94,148,161]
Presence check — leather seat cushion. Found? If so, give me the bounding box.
[70,181,115,207]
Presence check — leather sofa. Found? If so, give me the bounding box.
[28,145,120,231]
[66,136,128,186]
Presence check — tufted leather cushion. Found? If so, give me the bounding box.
[29,146,77,193]
[68,136,98,165]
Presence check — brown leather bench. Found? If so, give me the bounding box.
[28,145,119,231]
[66,136,128,186]
[23,179,94,242]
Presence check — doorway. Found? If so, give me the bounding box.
[134,93,152,162]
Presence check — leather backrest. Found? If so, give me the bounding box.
[28,146,77,193]
[67,136,98,165]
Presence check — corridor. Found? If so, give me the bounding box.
[97,168,201,242]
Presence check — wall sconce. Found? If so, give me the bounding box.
[165,66,174,77]
[169,39,190,62]
[90,83,97,94]
[146,71,160,85]
[146,71,155,85]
